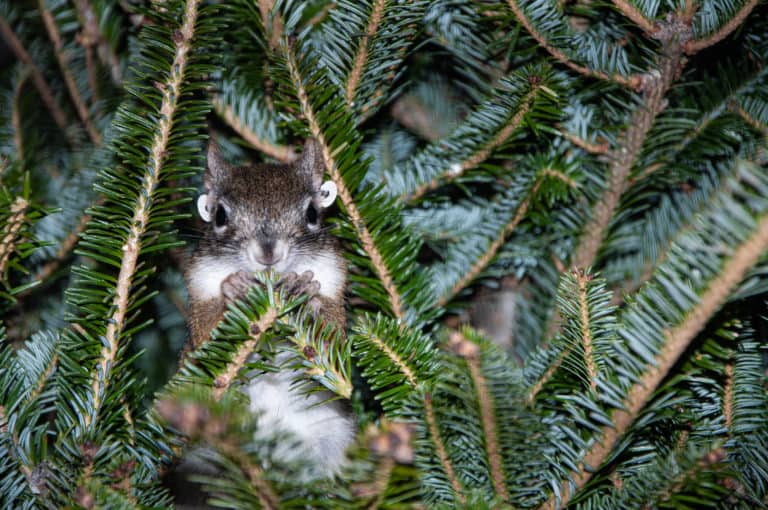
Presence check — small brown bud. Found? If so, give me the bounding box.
[303,345,317,360]
[250,323,261,335]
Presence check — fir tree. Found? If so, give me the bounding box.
[0,0,767,508]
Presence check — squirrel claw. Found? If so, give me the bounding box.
[221,270,258,303]
[277,270,321,299]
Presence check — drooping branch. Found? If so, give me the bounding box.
[505,0,642,89]
[0,17,73,143]
[87,0,200,424]
[539,212,768,510]
[285,48,406,320]
[684,0,759,54]
[407,87,540,202]
[38,0,101,145]
[212,95,297,162]
[345,0,386,108]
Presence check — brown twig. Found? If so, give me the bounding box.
[11,69,30,163]
[684,0,758,54]
[538,212,768,510]
[345,0,386,108]
[723,362,734,432]
[611,0,657,34]
[38,0,101,145]
[575,271,598,391]
[558,127,609,155]
[0,17,73,144]
[212,95,297,162]
[449,331,510,501]
[86,0,200,426]
[212,308,278,400]
[258,0,283,51]
[285,46,406,320]
[73,0,122,85]
[505,0,643,89]
[0,197,29,276]
[407,87,540,202]
[424,392,466,505]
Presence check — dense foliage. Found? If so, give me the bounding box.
[0,0,767,508]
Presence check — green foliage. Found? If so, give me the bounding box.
[1,0,767,508]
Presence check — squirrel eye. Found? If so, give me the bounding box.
[306,203,318,225]
[215,204,227,227]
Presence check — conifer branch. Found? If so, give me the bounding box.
[527,347,570,404]
[362,456,395,509]
[571,49,682,270]
[38,0,101,145]
[505,0,642,89]
[0,17,72,143]
[611,0,657,34]
[212,308,278,400]
[449,332,509,502]
[0,197,29,276]
[285,48,406,320]
[576,271,598,391]
[407,87,539,202]
[11,70,28,163]
[368,333,417,387]
[258,0,282,51]
[540,212,768,510]
[212,95,297,162]
[684,0,758,54]
[345,0,386,108]
[723,361,734,432]
[423,392,466,505]
[437,186,534,307]
[88,0,200,423]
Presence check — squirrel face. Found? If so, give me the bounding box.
[197,140,338,274]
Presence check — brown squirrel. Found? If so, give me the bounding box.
[184,139,353,476]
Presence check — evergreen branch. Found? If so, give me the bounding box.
[610,0,657,34]
[29,211,90,287]
[505,0,642,89]
[575,271,598,391]
[38,0,101,145]
[11,70,28,163]
[212,95,296,162]
[684,0,759,54]
[0,197,28,276]
[571,48,682,270]
[541,212,768,510]
[258,0,282,51]
[448,331,509,502]
[285,47,406,320]
[87,0,200,424]
[0,17,72,143]
[437,182,534,307]
[423,392,466,505]
[345,0,386,108]
[407,86,539,202]
[723,361,734,432]
[211,307,277,400]
[221,441,279,510]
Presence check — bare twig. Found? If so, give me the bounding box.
[38,0,101,145]
[684,0,758,54]
[0,17,73,144]
[558,128,609,155]
[611,0,657,34]
[506,0,643,89]
[538,212,768,510]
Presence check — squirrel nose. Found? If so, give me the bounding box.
[246,238,287,267]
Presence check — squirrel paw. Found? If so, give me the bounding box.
[277,270,321,299]
[221,270,258,303]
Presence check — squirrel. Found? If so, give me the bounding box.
[183,139,354,476]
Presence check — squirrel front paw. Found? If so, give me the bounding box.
[277,270,321,299]
[221,270,259,303]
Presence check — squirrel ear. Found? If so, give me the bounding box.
[318,180,337,208]
[197,194,212,222]
[205,140,227,190]
[298,138,325,189]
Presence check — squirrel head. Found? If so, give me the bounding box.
[197,139,338,271]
